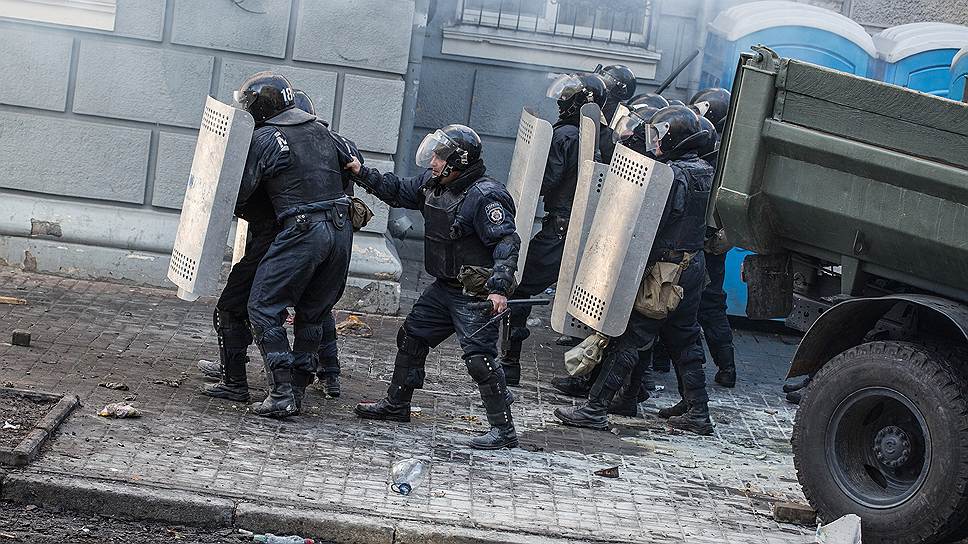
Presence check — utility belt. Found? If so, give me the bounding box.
[541,214,570,239]
[282,205,348,231]
[634,250,697,320]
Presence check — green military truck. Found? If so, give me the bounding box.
[713,47,968,543]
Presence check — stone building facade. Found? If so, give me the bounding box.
[0,0,964,314]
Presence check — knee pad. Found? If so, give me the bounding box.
[396,327,430,359]
[254,325,290,353]
[465,354,500,384]
[292,351,318,373]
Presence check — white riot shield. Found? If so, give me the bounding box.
[568,143,675,336]
[505,108,552,284]
[168,96,254,301]
[551,104,608,337]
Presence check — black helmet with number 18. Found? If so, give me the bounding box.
[234,71,297,125]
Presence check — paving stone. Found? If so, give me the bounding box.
[0,265,813,543]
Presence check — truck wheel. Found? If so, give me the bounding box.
[793,341,968,544]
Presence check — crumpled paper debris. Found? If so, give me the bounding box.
[97,403,142,418]
[336,315,373,338]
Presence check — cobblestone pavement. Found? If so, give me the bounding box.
[0,265,811,543]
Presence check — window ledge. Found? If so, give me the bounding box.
[0,0,116,31]
[441,24,660,78]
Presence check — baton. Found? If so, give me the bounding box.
[656,48,701,95]
[466,299,551,339]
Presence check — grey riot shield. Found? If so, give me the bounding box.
[168,96,254,301]
[568,143,675,336]
[505,108,552,284]
[551,103,608,337]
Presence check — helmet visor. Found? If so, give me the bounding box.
[233,89,257,109]
[415,129,458,168]
[609,103,631,130]
[612,115,670,152]
[692,100,711,118]
[546,74,585,101]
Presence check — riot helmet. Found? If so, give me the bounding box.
[627,92,669,110]
[234,71,297,124]
[293,89,315,115]
[415,124,482,178]
[667,99,686,107]
[697,115,719,161]
[547,73,607,119]
[689,88,731,132]
[594,64,637,102]
[649,105,708,160]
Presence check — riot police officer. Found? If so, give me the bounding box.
[555,105,715,435]
[499,73,607,387]
[689,87,737,388]
[233,72,354,419]
[347,125,521,450]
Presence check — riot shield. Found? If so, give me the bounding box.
[568,143,675,336]
[168,96,254,301]
[551,103,608,337]
[505,108,552,284]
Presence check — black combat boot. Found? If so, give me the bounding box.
[783,376,810,393]
[251,366,298,418]
[316,356,341,398]
[712,344,737,388]
[355,385,413,422]
[657,399,689,419]
[608,389,639,417]
[202,311,251,402]
[554,399,609,430]
[291,370,315,412]
[469,378,518,450]
[550,374,591,397]
[786,389,803,405]
[667,401,714,435]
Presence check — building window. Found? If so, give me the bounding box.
[458,0,655,49]
[0,0,117,31]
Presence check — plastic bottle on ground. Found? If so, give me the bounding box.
[390,458,429,495]
[253,534,314,544]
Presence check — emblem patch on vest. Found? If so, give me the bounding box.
[485,202,505,224]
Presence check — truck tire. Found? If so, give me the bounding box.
[793,341,968,544]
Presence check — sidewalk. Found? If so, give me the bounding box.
[0,264,811,543]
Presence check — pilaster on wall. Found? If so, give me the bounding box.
[0,0,418,315]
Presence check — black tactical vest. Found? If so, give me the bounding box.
[261,121,345,218]
[653,157,713,256]
[422,178,494,280]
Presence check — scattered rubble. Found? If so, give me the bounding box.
[336,315,373,337]
[97,403,142,419]
[98,382,129,391]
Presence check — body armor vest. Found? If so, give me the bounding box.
[422,178,494,280]
[262,121,345,219]
[653,157,713,257]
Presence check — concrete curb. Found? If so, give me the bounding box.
[0,390,78,466]
[1,472,618,544]
[0,473,235,528]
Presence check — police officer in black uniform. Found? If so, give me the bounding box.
[233,72,354,419]
[689,87,737,388]
[594,64,636,163]
[347,125,521,450]
[499,73,607,387]
[200,89,358,404]
[554,105,716,435]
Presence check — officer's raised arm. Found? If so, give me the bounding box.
[346,158,429,211]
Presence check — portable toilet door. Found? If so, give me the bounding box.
[950,48,968,101]
[701,2,876,318]
[700,1,876,90]
[873,23,968,97]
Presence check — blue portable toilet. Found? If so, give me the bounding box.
[873,23,968,97]
[700,1,876,90]
[701,2,876,318]
[949,48,968,101]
